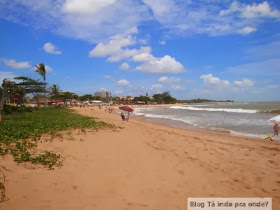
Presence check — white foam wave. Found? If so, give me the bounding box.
[134,112,199,127]
[229,130,267,139]
[170,106,257,113]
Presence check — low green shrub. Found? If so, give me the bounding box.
[0,107,113,169]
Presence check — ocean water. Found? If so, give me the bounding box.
[133,102,280,140]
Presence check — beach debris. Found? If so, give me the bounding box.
[262,134,273,141]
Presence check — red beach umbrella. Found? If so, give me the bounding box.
[119,106,134,112]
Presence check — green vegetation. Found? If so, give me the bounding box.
[153,91,177,104]
[133,95,151,103]
[2,104,33,115]
[0,107,112,169]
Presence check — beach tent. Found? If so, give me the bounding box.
[91,100,102,105]
[268,115,280,124]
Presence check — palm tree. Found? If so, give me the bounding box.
[34,63,47,106]
[49,84,61,100]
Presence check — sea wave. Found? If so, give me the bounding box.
[229,130,269,139]
[133,112,200,127]
[169,106,257,114]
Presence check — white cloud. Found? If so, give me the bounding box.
[89,29,184,74]
[59,1,148,42]
[119,62,130,70]
[132,52,154,62]
[89,28,140,61]
[1,0,280,42]
[234,78,254,87]
[45,65,53,72]
[0,71,17,84]
[160,41,166,45]
[143,0,280,37]
[246,41,280,60]
[139,39,148,44]
[43,42,62,55]
[3,59,31,69]
[226,58,280,76]
[114,90,124,95]
[63,0,116,14]
[120,46,151,62]
[200,74,220,85]
[0,0,149,43]
[222,80,230,86]
[268,85,278,89]
[89,30,136,57]
[220,1,280,19]
[237,26,257,35]
[200,74,230,87]
[104,75,112,79]
[100,87,107,91]
[158,76,180,83]
[171,85,185,90]
[151,84,163,93]
[136,55,184,74]
[116,79,131,87]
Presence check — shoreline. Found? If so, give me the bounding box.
[126,104,279,141]
[1,106,280,210]
[132,114,280,141]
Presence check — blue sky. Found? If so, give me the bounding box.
[0,0,280,101]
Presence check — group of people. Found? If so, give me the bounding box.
[104,106,113,113]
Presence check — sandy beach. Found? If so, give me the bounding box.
[1,106,280,210]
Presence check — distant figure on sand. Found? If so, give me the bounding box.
[121,112,125,121]
[274,124,279,136]
[126,112,130,121]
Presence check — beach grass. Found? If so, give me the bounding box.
[0,107,112,169]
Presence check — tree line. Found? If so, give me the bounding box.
[0,63,178,122]
[132,91,177,104]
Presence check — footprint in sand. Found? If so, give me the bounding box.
[173,190,179,195]
[178,170,184,175]
[127,202,149,208]
[268,160,277,166]
[245,185,252,190]
[261,188,268,193]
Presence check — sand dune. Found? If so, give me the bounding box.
[1,106,280,210]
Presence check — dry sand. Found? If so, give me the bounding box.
[1,106,280,210]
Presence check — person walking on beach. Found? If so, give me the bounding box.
[274,124,279,136]
[126,112,130,121]
[121,112,125,121]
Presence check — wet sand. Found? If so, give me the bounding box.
[1,106,280,210]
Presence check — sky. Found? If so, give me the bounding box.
[0,0,280,101]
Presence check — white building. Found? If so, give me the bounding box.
[94,91,112,98]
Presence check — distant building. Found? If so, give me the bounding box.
[94,91,112,98]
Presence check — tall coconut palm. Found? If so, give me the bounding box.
[49,84,61,100]
[34,63,47,106]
